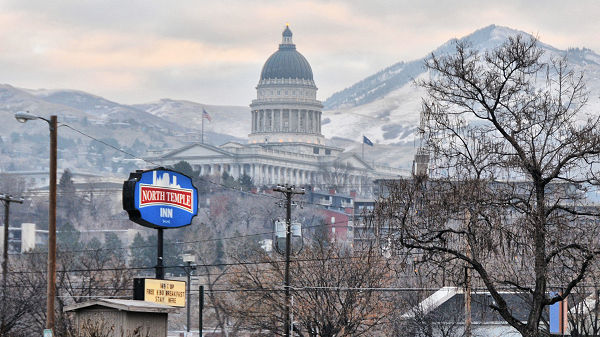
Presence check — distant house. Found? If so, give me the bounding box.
[318,209,352,243]
[401,287,551,337]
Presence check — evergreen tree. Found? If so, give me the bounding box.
[85,237,106,264]
[170,160,212,195]
[58,169,78,222]
[214,239,225,265]
[171,161,196,177]
[58,223,81,250]
[129,232,154,271]
[237,173,254,191]
[221,171,237,189]
[86,237,102,250]
[103,232,124,261]
[104,232,122,251]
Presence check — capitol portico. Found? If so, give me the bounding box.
[149,25,404,192]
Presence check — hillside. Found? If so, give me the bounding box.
[2,25,598,174]
[0,86,242,174]
[322,25,600,148]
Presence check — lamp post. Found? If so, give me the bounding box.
[14,111,57,334]
[182,253,196,335]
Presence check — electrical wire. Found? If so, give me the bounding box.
[7,250,397,275]
[58,122,391,208]
[9,215,374,255]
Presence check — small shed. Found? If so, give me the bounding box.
[64,298,177,337]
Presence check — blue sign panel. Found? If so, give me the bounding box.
[123,168,198,229]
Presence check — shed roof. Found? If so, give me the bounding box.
[64,299,177,313]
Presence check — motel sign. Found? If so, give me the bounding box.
[123,168,198,229]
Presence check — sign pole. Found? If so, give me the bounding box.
[186,263,191,333]
[156,228,164,279]
[199,285,204,337]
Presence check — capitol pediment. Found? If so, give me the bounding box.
[220,142,246,149]
[160,143,234,159]
[332,153,373,171]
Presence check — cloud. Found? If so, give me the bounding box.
[0,0,598,105]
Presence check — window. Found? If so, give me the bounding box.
[313,147,319,154]
[325,149,331,155]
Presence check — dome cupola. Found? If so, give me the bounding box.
[259,25,314,81]
[282,24,293,44]
[250,25,323,145]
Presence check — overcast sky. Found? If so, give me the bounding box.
[1,0,599,106]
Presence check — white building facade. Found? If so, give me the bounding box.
[149,26,404,192]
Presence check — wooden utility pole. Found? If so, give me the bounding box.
[1,194,23,330]
[1,195,24,282]
[199,285,204,337]
[13,112,58,334]
[273,185,304,337]
[47,115,58,333]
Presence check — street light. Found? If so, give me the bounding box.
[14,111,40,123]
[14,111,57,335]
[182,253,196,336]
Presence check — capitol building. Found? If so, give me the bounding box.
[150,26,403,192]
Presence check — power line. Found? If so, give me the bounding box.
[59,123,384,207]
[9,216,368,255]
[61,124,161,167]
[8,251,394,275]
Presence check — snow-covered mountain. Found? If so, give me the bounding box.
[322,25,600,148]
[133,99,250,142]
[0,86,242,173]
[2,25,599,173]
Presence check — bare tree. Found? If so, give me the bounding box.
[376,35,600,337]
[223,239,392,337]
[318,160,353,191]
[564,264,600,336]
[0,252,46,336]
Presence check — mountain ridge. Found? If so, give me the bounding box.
[2,25,599,173]
[323,24,567,110]
[320,24,600,149]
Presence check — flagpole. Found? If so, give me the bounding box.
[202,109,204,144]
[362,135,364,161]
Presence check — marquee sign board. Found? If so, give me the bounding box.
[133,278,186,307]
[123,168,198,229]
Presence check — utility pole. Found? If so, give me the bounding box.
[273,185,304,337]
[47,115,58,334]
[1,194,24,282]
[199,285,204,337]
[14,112,57,334]
[182,254,196,335]
[1,194,23,329]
